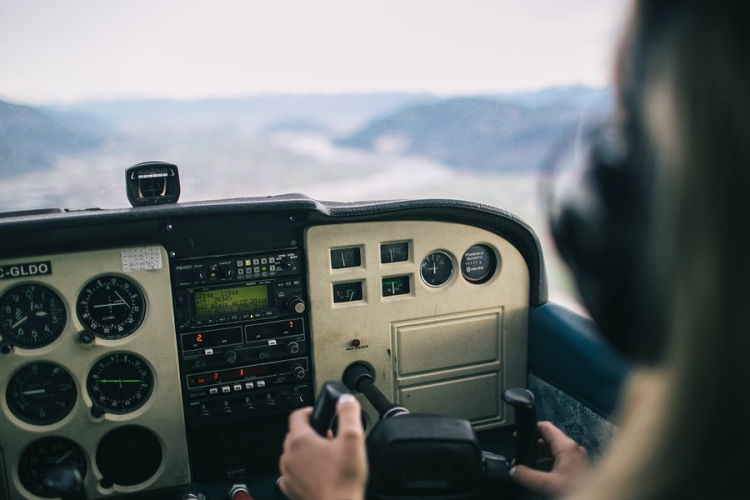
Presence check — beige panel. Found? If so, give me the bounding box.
[395,311,501,376]
[0,247,189,500]
[306,221,529,431]
[399,373,501,423]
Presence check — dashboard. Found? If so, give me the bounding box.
[0,196,546,500]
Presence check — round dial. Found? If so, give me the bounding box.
[77,275,145,339]
[19,437,87,498]
[420,251,454,287]
[461,244,497,284]
[87,353,153,414]
[0,284,66,348]
[7,362,77,425]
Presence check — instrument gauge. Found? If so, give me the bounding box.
[380,242,409,263]
[7,362,77,425]
[331,247,362,270]
[0,284,66,348]
[382,275,410,297]
[420,251,454,288]
[87,353,153,414]
[77,275,145,339]
[19,437,87,498]
[333,281,363,303]
[461,245,498,284]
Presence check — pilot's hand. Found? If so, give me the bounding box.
[510,421,591,498]
[278,394,368,500]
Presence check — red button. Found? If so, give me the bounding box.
[352,339,361,348]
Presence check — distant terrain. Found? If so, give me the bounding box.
[0,87,601,304]
[0,100,104,177]
[337,96,590,172]
[0,86,611,182]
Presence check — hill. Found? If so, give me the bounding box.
[0,99,104,177]
[336,94,609,172]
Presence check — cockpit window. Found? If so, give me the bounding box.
[0,0,628,305]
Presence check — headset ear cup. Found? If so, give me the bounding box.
[550,129,654,361]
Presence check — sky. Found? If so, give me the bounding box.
[0,0,630,104]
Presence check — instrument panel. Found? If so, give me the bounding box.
[0,247,190,500]
[0,198,542,500]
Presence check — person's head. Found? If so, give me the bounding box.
[565,2,750,499]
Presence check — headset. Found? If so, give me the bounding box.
[548,3,670,364]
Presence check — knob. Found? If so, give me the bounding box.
[286,296,306,314]
[225,350,237,363]
[287,342,300,354]
[229,484,253,500]
[43,464,85,500]
[292,395,305,408]
[502,388,538,467]
[244,403,255,414]
[200,409,210,419]
[223,406,232,416]
[291,363,306,379]
[266,399,276,409]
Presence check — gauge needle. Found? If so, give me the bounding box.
[389,248,393,261]
[11,316,28,329]
[35,310,48,316]
[21,388,46,395]
[100,379,142,386]
[93,302,127,308]
[341,254,346,267]
[55,449,75,464]
[114,291,131,308]
[431,263,438,275]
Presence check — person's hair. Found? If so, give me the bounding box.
[570,2,750,499]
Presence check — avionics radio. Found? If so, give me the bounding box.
[171,250,313,425]
[172,250,305,331]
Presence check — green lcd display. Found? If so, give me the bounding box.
[193,284,269,317]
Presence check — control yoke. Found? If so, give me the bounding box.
[308,363,538,500]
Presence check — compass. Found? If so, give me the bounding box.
[77,275,145,339]
[87,353,153,414]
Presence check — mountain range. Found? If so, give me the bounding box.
[0,86,612,177]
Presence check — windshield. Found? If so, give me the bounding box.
[0,0,628,306]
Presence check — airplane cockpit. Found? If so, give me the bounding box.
[0,3,634,499]
[0,163,630,500]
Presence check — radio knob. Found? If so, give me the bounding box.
[287,296,306,314]
[292,395,305,407]
[225,350,237,363]
[244,403,255,414]
[266,399,276,409]
[223,406,233,416]
[291,363,306,380]
[200,409,210,419]
[287,342,300,354]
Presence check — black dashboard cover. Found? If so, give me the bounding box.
[0,195,547,305]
